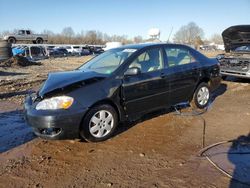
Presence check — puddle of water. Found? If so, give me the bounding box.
[0,110,36,153]
[205,141,250,185]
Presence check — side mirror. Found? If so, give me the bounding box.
[124,67,141,76]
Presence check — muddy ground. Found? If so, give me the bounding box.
[0,55,249,188]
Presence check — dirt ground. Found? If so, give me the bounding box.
[0,54,249,188]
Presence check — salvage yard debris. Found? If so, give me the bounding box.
[0,56,41,67]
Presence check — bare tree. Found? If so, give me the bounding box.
[133,36,143,43]
[210,33,223,44]
[61,27,75,43]
[61,27,75,37]
[173,22,204,46]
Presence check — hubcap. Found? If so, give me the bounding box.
[197,87,209,106]
[89,110,114,138]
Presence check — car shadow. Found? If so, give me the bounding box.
[114,108,173,137]
[210,83,227,103]
[0,90,35,99]
[224,76,250,84]
[0,71,29,76]
[0,110,36,153]
[113,83,227,139]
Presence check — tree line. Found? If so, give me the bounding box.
[0,22,223,46]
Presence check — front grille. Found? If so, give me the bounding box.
[220,58,250,72]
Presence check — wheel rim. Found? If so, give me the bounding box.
[89,110,114,138]
[9,38,14,43]
[197,86,210,106]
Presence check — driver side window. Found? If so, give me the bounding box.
[129,48,163,73]
[18,30,25,35]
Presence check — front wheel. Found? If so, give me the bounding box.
[8,37,16,44]
[36,38,43,44]
[191,82,211,109]
[80,104,118,142]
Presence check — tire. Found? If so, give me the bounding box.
[36,38,43,44]
[0,41,12,60]
[191,82,211,109]
[7,37,16,44]
[80,104,118,142]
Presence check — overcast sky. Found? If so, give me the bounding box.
[0,0,249,41]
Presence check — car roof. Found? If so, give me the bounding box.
[119,43,189,49]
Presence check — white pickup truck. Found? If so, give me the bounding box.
[3,30,48,44]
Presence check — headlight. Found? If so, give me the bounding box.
[36,96,74,110]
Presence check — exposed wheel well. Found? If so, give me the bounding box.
[91,99,121,121]
[196,77,210,88]
[8,37,16,42]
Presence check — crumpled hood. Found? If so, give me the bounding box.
[222,25,250,52]
[39,70,107,97]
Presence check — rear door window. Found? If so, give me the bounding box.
[164,47,196,67]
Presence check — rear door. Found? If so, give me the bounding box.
[122,47,169,117]
[25,30,33,41]
[17,30,26,40]
[164,46,200,106]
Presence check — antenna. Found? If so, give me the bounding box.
[167,27,173,43]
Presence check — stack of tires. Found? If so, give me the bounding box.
[0,41,12,62]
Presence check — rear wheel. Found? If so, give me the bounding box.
[191,82,210,109]
[80,104,118,142]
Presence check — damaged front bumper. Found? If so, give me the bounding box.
[220,69,250,78]
[24,94,87,139]
[219,58,250,78]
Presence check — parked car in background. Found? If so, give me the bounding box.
[89,46,104,55]
[55,47,69,56]
[65,46,82,55]
[81,47,91,56]
[48,48,68,58]
[3,30,48,44]
[65,46,74,54]
[24,43,221,142]
[217,25,250,79]
[12,47,26,56]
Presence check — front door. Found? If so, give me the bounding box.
[122,47,168,118]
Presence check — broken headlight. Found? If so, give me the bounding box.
[36,96,74,110]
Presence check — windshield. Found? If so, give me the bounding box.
[234,45,250,52]
[78,48,137,74]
